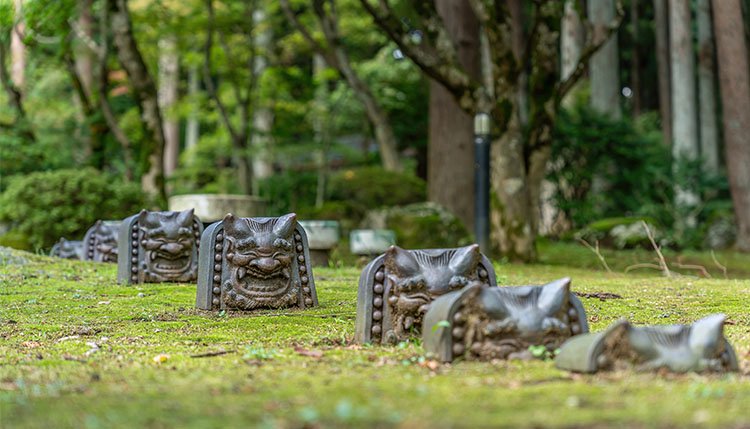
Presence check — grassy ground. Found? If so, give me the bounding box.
[2,244,750,428]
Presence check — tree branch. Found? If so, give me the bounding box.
[359,0,479,111]
[97,0,134,180]
[279,0,338,68]
[202,0,239,141]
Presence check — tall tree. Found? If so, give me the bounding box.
[653,0,672,145]
[158,35,180,180]
[280,0,403,172]
[0,2,33,142]
[712,0,750,251]
[427,0,481,231]
[589,0,621,118]
[10,0,24,92]
[669,0,699,211]
[561,0,584,105]
[109,0,167,201]
[185,66,200,150]
[251,5,273,187]
[696,0,719,174]
[360,0,623,261]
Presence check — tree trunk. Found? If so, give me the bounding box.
[185,66,200,150]
[589,0,621,118]
[670,0,700,232]
[654,0,672,145]
[631,0,642,116]
[251,7,273,187]
[712,0,750,251]
[313,54,329,208]
[490,111,535,262]
[109,0,166,202]
[10,0,24,91]
[428,0,480,231]
[335,52,402,173]
[75,0,94,99]
[158,36,180,180]
[696,0,720,174]
[561,0,584,106]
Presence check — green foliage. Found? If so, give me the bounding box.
[326,166,426,221]
[258,170,319,216]
[550,103,671,229]
[362,202,471,249]
[0,169,147,250]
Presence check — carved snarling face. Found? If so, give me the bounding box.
[385,245,481,340]
[222,213,298,309]
[91,221,118,263]
[625,314,731,372]
[55,238,83,260]
[138,209,197,281]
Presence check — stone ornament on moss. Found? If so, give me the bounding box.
[355,245,496,345]
[423,278,588,362]
[50,238,84,260]
[83,221,120,263]
[555,314,739,373]
[196,213,318,311]
[117,209,203,284]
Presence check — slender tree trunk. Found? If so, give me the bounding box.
[589,0,621,118]
[75,0,94,99]
[158,36,180,180]
[561,0,584,106]
[251,7,273,188]
[97,0,133,180]
[654,0,672,145]
[313,54,329,208]
[428,0,480,231]
[185,66,200,150]
[109,0,166,202]
[696,0,720,174]
[670,0,699,228]
[712,0,750,251]
[631,0,642,116]
[10,0,24,91]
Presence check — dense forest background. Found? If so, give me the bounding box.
[2,0,750,263]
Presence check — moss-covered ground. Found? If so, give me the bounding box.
[2,244,750,428]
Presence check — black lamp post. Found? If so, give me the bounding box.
[474,113,491,255]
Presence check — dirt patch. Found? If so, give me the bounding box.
[575,292,623,301]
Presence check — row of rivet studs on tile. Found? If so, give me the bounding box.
[294,231,314,307]
[369,267,386,341]
[211,231,224,309]
[129,224,139,283]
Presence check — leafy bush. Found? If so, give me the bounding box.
[327,166,426,221]
[550,102,733,249]
[361,202,471,249]
[258,170,319,216]
[0,168,147,250]
[550,104,671,229]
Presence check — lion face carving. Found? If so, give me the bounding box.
[221,213,298,309]
[138,209,199,282]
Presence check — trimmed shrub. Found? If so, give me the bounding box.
[0,168,147,250]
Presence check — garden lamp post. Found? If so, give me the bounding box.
[474,113,491,255]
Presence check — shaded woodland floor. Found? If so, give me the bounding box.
[1,245,750,428]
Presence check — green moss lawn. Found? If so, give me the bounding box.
[2,244,750,428]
